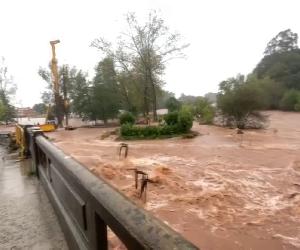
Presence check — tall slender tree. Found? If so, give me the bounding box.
[0,57,16,123]
[91,11,188,120]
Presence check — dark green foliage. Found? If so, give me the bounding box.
[91,11,188,120]
[69,70,90,117]
[164,111,178,125]
[254,77,285,109]
[264,29,298,55]
[201,106,215,124]
[90,57,121,122]
[295,102,300,111]
[177,107,193,132]
[0,59,16,123]
[217,75,265,128]
[279,89,300,111]
[32,103,47,115]
[194,97,215,124]
[119,112,135,125]
[120,106,193,139]
[120,124,180,139]
[250,29,300,111]
[255,50,300,90]
[165,97,181,112]
[0,90,15,123]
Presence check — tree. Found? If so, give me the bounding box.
[39,64,77,126]
[178,94,199,105]
[254,49,300,90]
[32,103,47,115]
[69,70,90,118]
[217,75,265,128]
[0,57,16,123]
[91,57,121,123]
[264,29,298,55]
[194,97,215,124]
[91,11,188,120]
[165,96,181,112]
[279,89,300,111]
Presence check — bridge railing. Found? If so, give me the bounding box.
[15,124,25,158]
[26,127,199,250]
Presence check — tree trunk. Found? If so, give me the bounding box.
[143,85,149,117]
[151,83,157,121]
[54,93,63,127]
[149,72,157,121]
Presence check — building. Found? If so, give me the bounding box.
[16,107,38,118]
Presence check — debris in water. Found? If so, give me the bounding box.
[119,143,128,158]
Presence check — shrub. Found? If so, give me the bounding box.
[165,97,181,112]
[119,111,135,125]
[201,105,215,124]
[178,107,193,132]
[120,124,181,139]
[217,76,265,128]
[194,97,215,124]
[164,111,178,125]
[295,102,300,111]
[279,89,300,111]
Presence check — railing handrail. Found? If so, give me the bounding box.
[33,132,198,250]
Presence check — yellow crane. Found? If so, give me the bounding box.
[39,40,61,132]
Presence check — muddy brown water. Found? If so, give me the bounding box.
[46,111,300,250]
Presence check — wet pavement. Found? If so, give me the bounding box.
[0,147,68,250]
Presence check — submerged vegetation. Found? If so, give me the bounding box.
[120,107,194,139]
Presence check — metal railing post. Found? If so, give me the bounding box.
[27,127,43,177]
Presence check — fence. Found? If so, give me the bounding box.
[26,127,199,250]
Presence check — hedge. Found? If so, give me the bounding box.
[121,124,181,139]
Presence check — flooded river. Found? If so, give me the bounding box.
[0,146,68,249]
[48,111,300,250]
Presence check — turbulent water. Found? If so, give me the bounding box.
[47,111,300,250]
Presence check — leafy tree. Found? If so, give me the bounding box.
[279,89,300,111]
[157,90,175,109]
[69,70,90,118]
[165,96,181,112]
[0,91,15,123]
[255,49,300,90]
[164,111,178,125]
[32,103,47,115]
[264,29,298,55]
[119,111,135,125]
[194,97,215,124]
[254,77,284,109]
[38,64,77,126]
[217,75,265,128]
[0,57,16,123]
[89,57,121,123]
[91,11,188,120]
[178,106,193,132]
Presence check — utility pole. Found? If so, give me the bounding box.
[50,40,63,127]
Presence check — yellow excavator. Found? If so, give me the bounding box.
[39,40,60,132]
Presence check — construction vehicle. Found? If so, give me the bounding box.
[38,40,61,132]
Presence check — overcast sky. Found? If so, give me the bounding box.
[0,0,299,107]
